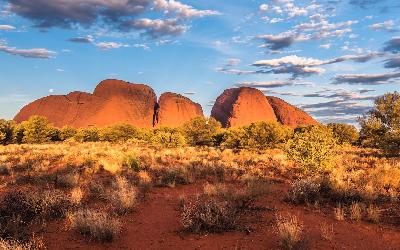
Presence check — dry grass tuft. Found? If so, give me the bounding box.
[349,203,363,221]
[334,204,345,221]
[320,222,334,242]
[366,204,380,223]
[67,209,121,242]
[110,176,138,215]
[275,214,304,250]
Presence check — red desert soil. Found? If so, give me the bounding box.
[211,87,278,128]
[158,92,204,127]
[43,182,400,250]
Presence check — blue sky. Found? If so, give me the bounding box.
[0,0,399,124]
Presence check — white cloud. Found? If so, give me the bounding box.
[226,58,241,66]
[259,4,269,11]
[369,20,396,32]
[319,43,331,49]
[153,0,220,19]
[96,42,128,50]
[0,24,16,30]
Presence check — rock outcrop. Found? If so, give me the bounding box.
[266,96,318,128]
[158,92,203,127]
[15,79,186,128]
[211,87,318,128]
[211,87,277,127]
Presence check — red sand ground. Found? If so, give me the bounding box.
[43,182,400,250]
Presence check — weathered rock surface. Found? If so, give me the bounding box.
[211,87,318,128]
[158,92,203,127]
[14,79,158,128]
[211,87,277,127]
[266,96,318,128]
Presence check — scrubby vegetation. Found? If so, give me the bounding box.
[1,92,400,248]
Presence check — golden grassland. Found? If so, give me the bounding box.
[0,142,400,249]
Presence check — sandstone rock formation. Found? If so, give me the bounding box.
[211,87,277,128]
[211,87,318,128]
[158,92,203,127]
[266,96,318,128]
[14,79,201,128]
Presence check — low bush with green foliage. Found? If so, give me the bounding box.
[285,125,338,174]
[150,127,186,148]
[21,116,55,144]
[0,119,15,145]
[359,92,400,155]
[327,123,359,145]
[183,117,221,146]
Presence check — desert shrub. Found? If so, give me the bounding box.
[183,117,221,146]
[150,127,186,148]
[219,127,246,149]
[137,171,152,195]
[21,116,54,144]
[320,223,334,242]
[285,125,338,174]
[99,123,143,142]
[242,122,293,150]
[0,119,15,145]
[158,167,193,187]
[366,204,380,223]
[275,214,304,250]
[109,176,138,215]
[67,209,121,242]
[59,126,77,141]
[0,236,45,250]
[287,178,321,204]
[181,196,237,233]
[181,182,268,233]
[12,123,25,144]
[70,187,84,205]
[74,128,100,142]
[349,202,363,221]
[359,92,400,154]
[0,190,71,240]
[122,155,142,172]
[327,123,359,145]
[56,172,80,189]
[333,204,345,221]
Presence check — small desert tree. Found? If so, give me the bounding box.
[21,116,54,144]
[359,92,400,154]
[327,123,359,145]
[242,122,294,150]
[183,117,221,146]
[74,128,100,142]
[0,119,15,145]
[60,126,77,141]
[99,124,140,142]
[151,127,186,148]
[285,125,338,174]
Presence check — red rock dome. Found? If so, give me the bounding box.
[158,92,203,127]
[211,87,277,128]
[266,96,318,128]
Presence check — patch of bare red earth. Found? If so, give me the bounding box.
[44,182,400,250]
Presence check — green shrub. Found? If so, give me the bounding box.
[0,119,15,145]
[150,127,186,148]
[21,116,54,144]
[219,127,246,149]
[285,125,338,173]
[12,124,25,144]
[60,126,77,141]
[327,123,359,145]
[359,92,400,154]
[122,155,142,172]
[183,117,221,146]
[242,122,293,150]
[74,128,100,142]
[99,124,142,142]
